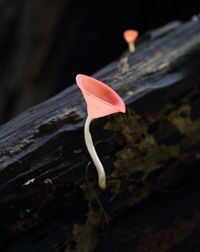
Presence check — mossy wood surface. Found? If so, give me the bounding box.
[1,19,200,251]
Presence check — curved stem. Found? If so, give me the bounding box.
[84,115,106,189]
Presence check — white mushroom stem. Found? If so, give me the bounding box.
[84,115,106,189]
[128,42,135,53]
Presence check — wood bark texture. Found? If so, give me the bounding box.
[1,19,200,251]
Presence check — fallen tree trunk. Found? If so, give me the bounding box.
[1,19,200,251]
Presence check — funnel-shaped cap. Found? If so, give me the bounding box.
[123,30,138,44]
[76,74,126,119]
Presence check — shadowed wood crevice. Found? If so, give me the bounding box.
[1,19,200,251]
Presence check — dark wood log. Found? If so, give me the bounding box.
[1,18,200,251]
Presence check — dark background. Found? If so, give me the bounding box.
[0,0,199,124]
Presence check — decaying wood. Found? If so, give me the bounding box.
[1,19,200,251]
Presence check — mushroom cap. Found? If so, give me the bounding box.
[123,29,138,44]
[76,74,126,119]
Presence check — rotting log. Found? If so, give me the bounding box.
[1,19,200,251]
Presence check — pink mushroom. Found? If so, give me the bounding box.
[123,29,139,53]
[76,74,125,189]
